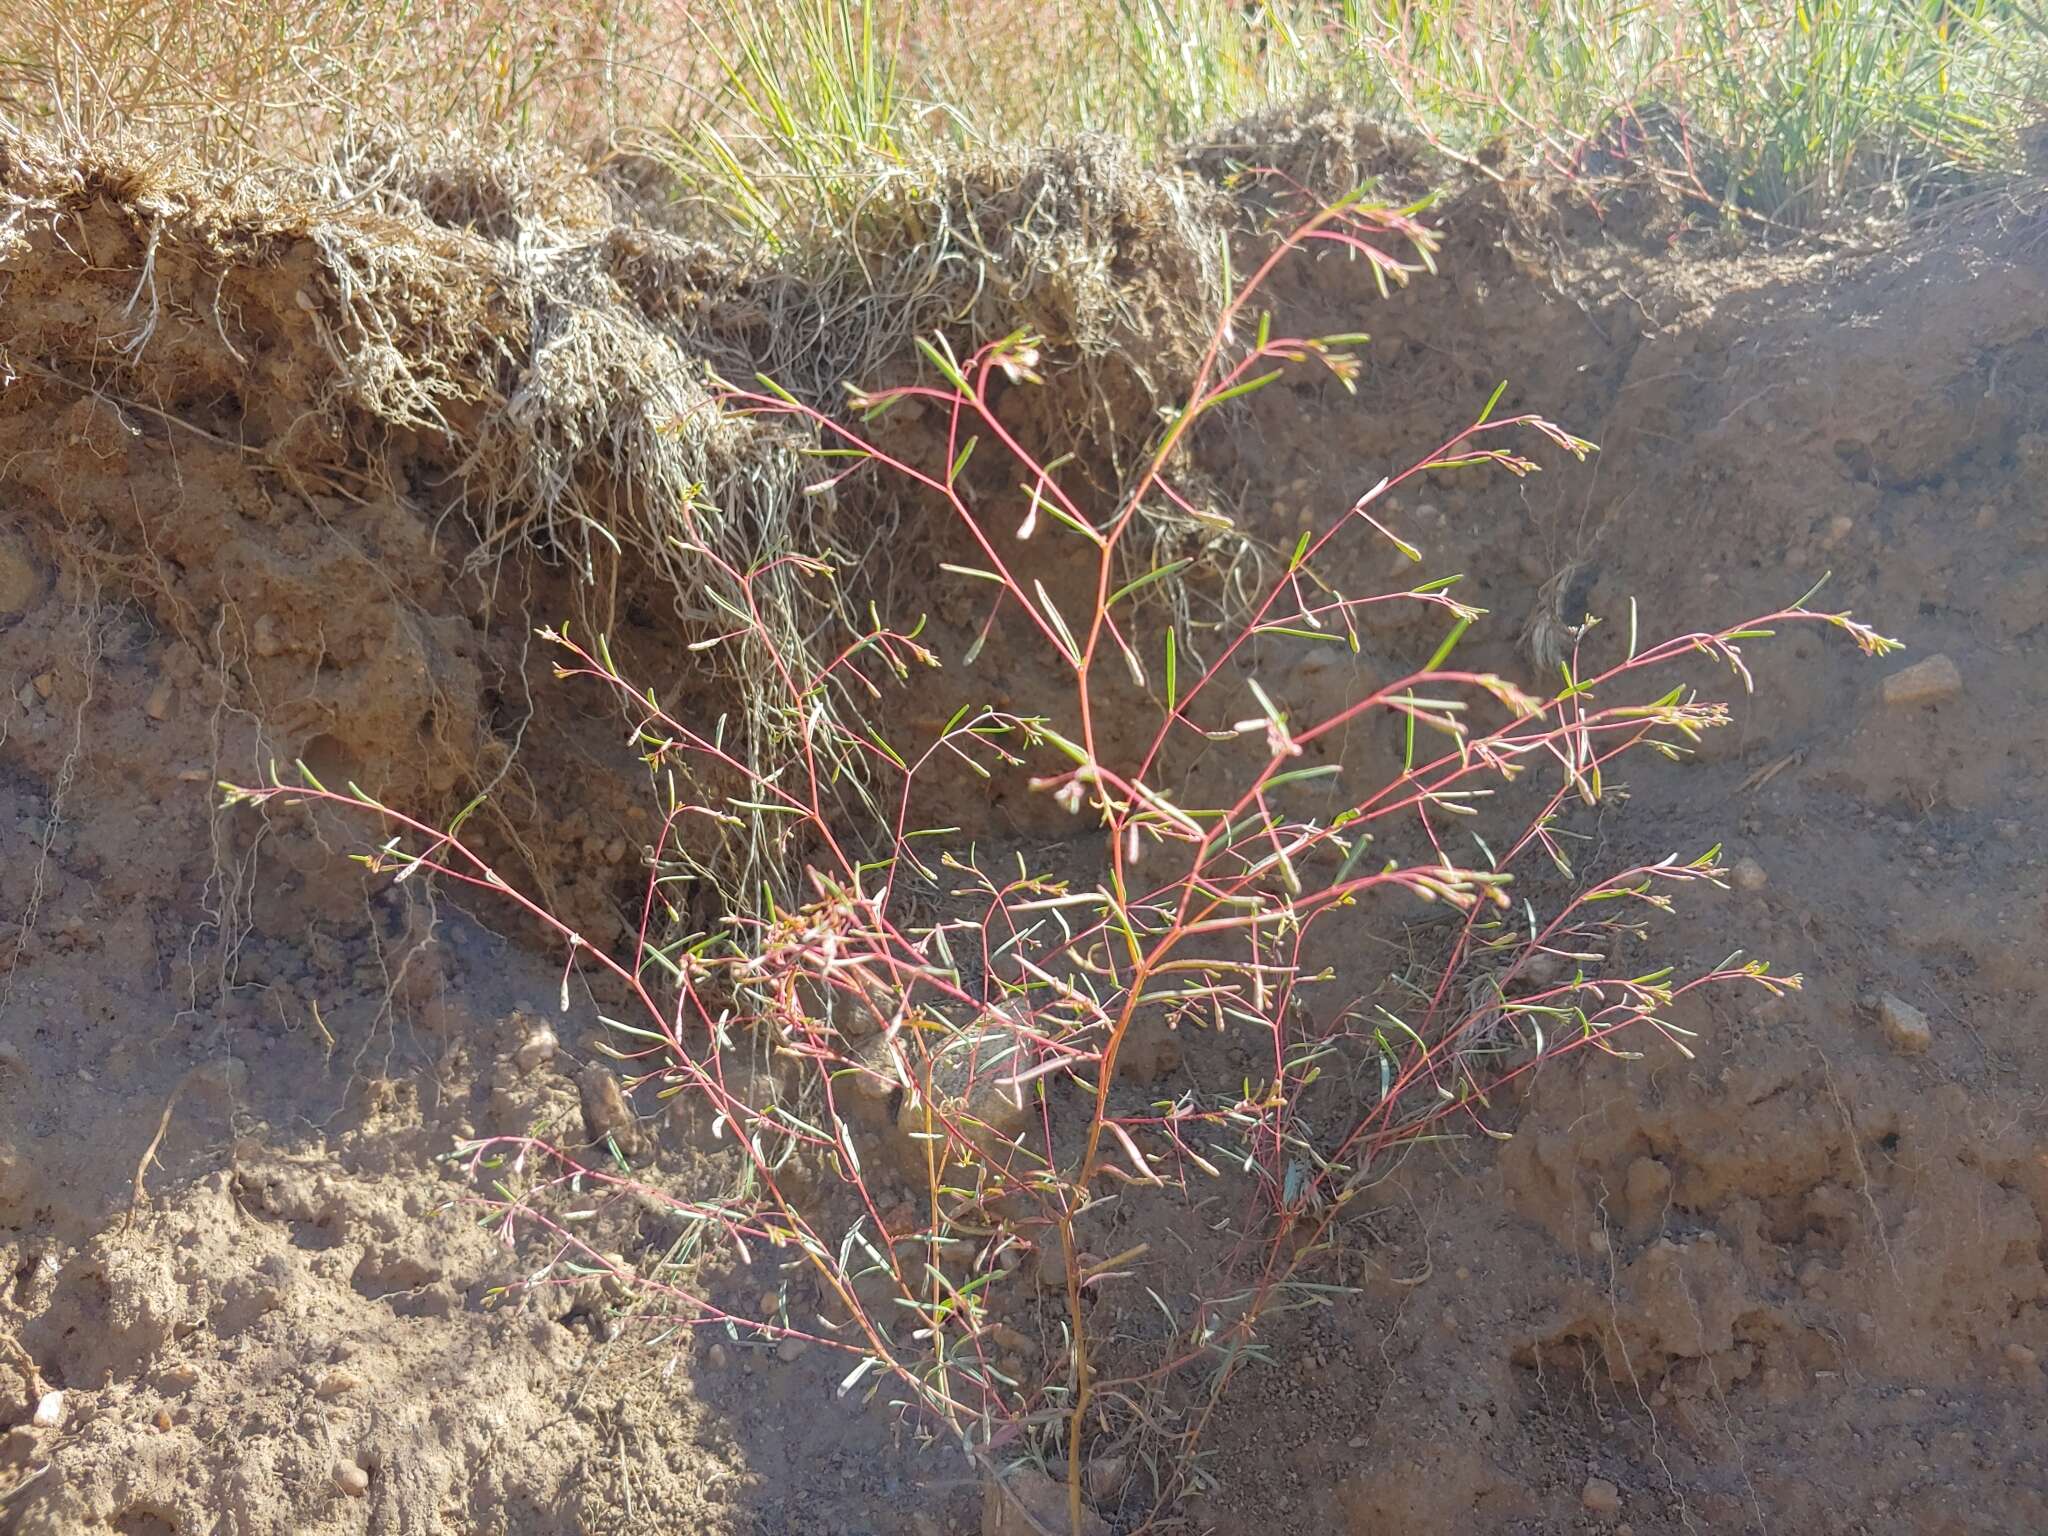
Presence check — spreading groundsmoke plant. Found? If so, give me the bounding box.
[225,185,1894,1534]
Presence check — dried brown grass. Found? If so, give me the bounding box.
[0,117,1237,895]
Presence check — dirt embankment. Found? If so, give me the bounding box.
[2,116,2046,1535]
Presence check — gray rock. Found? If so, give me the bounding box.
[1881,653,1962,709]
[1871,992,1932,1054]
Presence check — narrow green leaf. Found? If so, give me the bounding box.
[1108,558,1193,607]
[1039,500,1104,545]
[1264,764,1342,791]
[1034,580,1082,665]
[865,731,907,771]
[1200,368,1284,414]
[1407,615,1473,771]
[915,335,971,395]
[1255,625,1349,643]
[939,562,1005,584]
[754,372,800,406]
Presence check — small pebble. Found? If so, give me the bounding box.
[157,1364,201,1393]
[1871,992,1933,1055]
[1731,857,1767,892]
[31,672,55,700]
[1034,1244,1068,1290]
[31,1391,63,1429]
[2006,1342,2039,1369]
[775,1336,808,1363]
[706,1344,729,1370]
[1582,1476,1621,1515]
[1087,1454,1127,1501]
[1881,653,1962,709]
[144,680,173,721]
[334,1460,370,1497]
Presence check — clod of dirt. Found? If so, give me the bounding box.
[1032,1243,1069,1291]
[1086,1454,1127,1502]
[513,1021,558,1074]
[0,1140,36,1218]
[841,1041,901,1107]
[0,529,45,622]
[577,1063,649,1161]
[883,1024,1033,1180]
[1112,1020,1183,1084]
[982,1467,1109,1536]
[1870,992,1934,1054]
[1731,857,1768,892]
[185,1056,248,1101]
[315,1367,361,1398]
[1582,1476,1621,1515]
[1881,653,1963,708]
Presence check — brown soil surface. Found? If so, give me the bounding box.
[3,124,2046,1536]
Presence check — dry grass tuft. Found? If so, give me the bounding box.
[1,117,1243,896]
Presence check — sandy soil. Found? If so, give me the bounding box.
[3,126,2045,1536]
